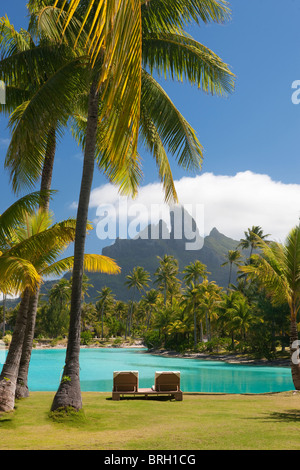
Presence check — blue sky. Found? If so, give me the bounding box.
[1,0,300,258]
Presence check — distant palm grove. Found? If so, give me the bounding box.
[0,224,292,361]
[1,0,300,417]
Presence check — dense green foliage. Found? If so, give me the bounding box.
[1,226,291,360]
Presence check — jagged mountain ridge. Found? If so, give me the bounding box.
[39,207,249,303]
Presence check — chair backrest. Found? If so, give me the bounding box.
[113,371,138,392]
[154,371,180,391]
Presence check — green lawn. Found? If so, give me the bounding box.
[1,392,300,450]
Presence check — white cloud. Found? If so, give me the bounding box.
[87,171,300,243]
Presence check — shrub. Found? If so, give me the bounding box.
[80,331,93,345]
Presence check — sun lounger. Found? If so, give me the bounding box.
[112,371,138,395]
[111,370,183,401]
[152,371,183,400]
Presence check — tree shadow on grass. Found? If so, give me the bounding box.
[106,396,175,402]
[250,410,300,424]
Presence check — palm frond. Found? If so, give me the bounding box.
[0,191,55,245]
[41,253,121,278]
[142,31,235,96]
[141,0,231,33]
[141,70,203,173]
[53,0,142,172]
[0,255,41,294]
[4,56,89,193]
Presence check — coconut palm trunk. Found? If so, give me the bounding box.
[51,79,99,412]
[0,288,30,411]
[15,128,56,399]
[40,126,56,212]
[15,288,40,398]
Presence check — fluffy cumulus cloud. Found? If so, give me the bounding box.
[87,171,300,243]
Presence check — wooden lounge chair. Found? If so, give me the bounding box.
[111,370,183,401]
[112,371,138,400]
[152,371,183,400]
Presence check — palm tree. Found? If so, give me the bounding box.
[182,260,210,348]
[96,286,115,339]
[12,0,234,411]
[197,280,222,341]
[154,255,180,305]
[0,208,120,411]
[221,249,242,288]
[125,267,150,338]
[181,282,201,348]
[183,260,210,286]
[140,289,160,330]
[48,278,72,313]
[239,226,270,260]
[240,225,300,390]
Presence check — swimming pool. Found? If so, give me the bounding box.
[1,347,293,394]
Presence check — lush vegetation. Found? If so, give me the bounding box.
[0,0,236,413]
[1,225,291,363]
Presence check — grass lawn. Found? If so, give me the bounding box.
[1,391,300,450]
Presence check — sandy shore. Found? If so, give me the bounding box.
[146,348,290,367]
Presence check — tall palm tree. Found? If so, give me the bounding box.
[221,249,242,288]
[239,226,270,260]
[183,260,210,286]
[181,282,201,348]
[125,266,150,338]
[240,225,300,390]
[17,0,234,411]
[197,279,222,341]
[140,289,160,330]
[96,286,114,339]
[154,255,180,305]
[182,260,210,347]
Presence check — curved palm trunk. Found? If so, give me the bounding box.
[51,80,99,412]
[40,126,57,211]
[14,127,57,400]
[0,289,30,412]
[15,288,40,399]
[290,315,300,390]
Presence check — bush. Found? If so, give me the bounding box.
[142,330,162,349]
[80,331,93,345]
[3,334,12,345]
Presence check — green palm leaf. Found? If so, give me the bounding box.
[141,70,203,172]
[0,255,41,294]
[142,31,234,96]
[0,191,55,244]
[41,253,121,278]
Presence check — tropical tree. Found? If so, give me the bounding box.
[0,209,120,411]
[10,0,234,412]
[183,260,209,286]
[240,225,300,390]
[140,289,160,330]
[96,286,115,339]
[181,282,202,348]
[197,280,222,341]
[221,249,242,288]
[48,278,72,312]
[239,226,270,261]
[154,255,181,305]
[125,266,150,338]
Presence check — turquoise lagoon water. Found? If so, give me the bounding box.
[0,348,294,393]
